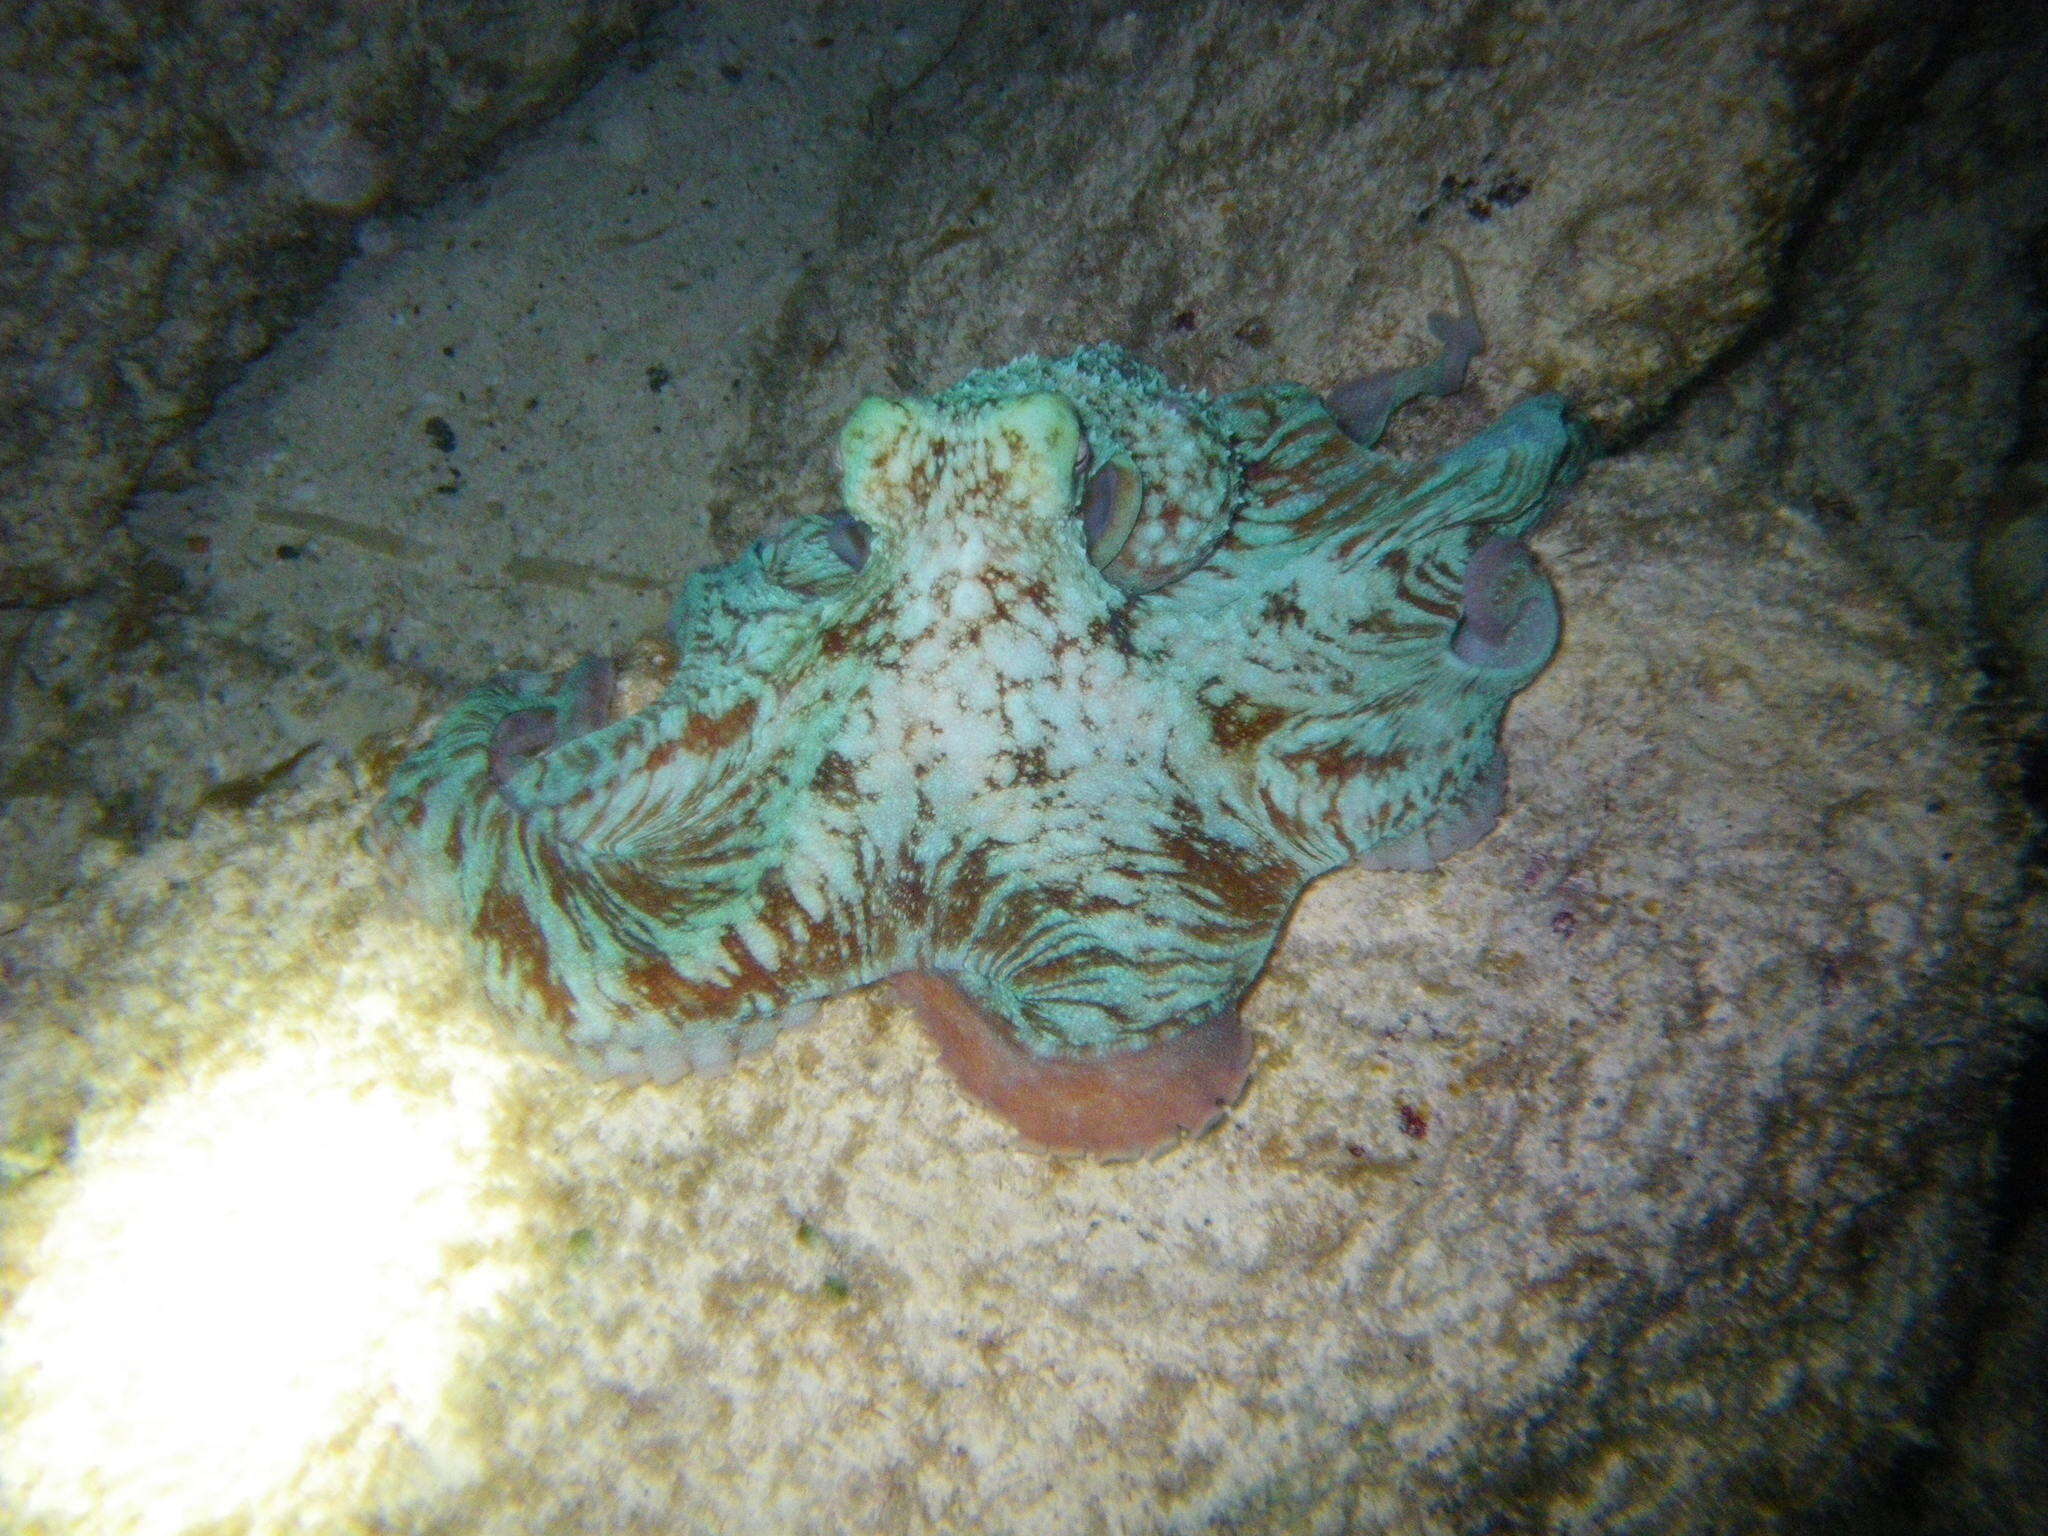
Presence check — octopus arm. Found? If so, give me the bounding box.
[1322,247,1486,448]
[1164,391,1582,873]
[907,816,1299,1156]
[378,661,811,1069]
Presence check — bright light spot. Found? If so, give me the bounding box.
[0,1001,514,1535]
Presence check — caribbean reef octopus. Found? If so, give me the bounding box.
[377,266,1586,1157]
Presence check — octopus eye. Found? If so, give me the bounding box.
[824,511,871,571]
[1077,451,1141,569]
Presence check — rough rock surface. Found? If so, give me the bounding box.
[0,451,2032,1534]
[712,0,1954,552]
[1974,451,2048,708]
[0,0,661,608]
[1682,2,2048,701]
[1917,1200,2048,1533]
[1663,19,2048,1527]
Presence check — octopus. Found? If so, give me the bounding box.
[377,261,1585,1157]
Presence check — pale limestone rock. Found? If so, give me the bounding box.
[0,450,2029,1534]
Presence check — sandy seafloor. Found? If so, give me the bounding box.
[131,2,966,713]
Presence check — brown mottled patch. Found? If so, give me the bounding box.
[625,956,726,1019]
[1013,575,1055,615]
[1243,426,1358,537]
[1345,609,1433,640]
[475,885,577,1028]
[719,929,784,993]
[929,843,999,953]
[975,569,1018,624]
[1007,938,1132,1003]
[996,427,1032,470]
[1393,568,1461,622]
[619,917,814,1023]
[810,750,861,802]
[1204,696,1292,755]
[682,696,761,755]
[1156,801,1298,926]
[1258,783,1310,846]
[1279,742,1410,783]
[958,878,1051,969]
[1005,743,1056,786]
[1086,609,1138,657]
[887,868,932,930]
[754,871,873,980]
[595,857,736,927]
[532,834,607,930]
[1259,588,1307,629]
[821,591,898,662]
[638,696,763,773]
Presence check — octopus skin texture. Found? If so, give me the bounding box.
[376,329,1586,1158]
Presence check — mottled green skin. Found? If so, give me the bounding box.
[377,346,1583,1083]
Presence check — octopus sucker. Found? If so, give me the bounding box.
[378,309,1584,1156]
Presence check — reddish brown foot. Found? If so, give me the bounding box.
[892,972,1252,1159]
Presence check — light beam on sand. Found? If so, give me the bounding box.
[0,992,513,1535]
